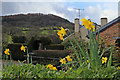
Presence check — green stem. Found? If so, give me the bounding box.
[27,48,29,64]
[30,55,32,64]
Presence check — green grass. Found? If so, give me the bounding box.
[8,35,12,43]
[22,28,29,30]
[22,31,28,34]
[41,30,49,35]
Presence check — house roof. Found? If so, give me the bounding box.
[64,16,120,41]
[96,16,120,34]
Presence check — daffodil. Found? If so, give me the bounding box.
[60,27,66,36]
[65,55,72,61]
[92,26,95,32]
[60,58,66,64]
[85,21,93,30]
[69,67,72,70]
[49,65,53,70]
[4,49,10,55]
[85,60,89,64]
[20,45,26,52]
[57,27,67,41]
[80,18,89,26]
[53,67,57,70]
[102,57,107,64]
[46,64,52,68]
[59,34,64,41]
[81,18,95,32]
[57,30,62,36]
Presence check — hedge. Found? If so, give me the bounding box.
[44,44,64,50]
[7,43,27,60]
[32,50,69,58]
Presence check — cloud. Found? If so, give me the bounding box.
[2,2,76,22]
[81,3,118,24]
[2,0,119,2]
[2,2,118,24]
[2,2,20,15]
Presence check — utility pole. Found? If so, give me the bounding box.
[74,8,84,20]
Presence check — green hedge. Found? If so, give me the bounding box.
[44,44,64,50]
[33,50,69,58]
[8,43,27,60]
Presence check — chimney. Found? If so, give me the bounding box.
[74,18,80,33]
[101,18,107,27]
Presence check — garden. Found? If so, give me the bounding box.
[2,18,120,79]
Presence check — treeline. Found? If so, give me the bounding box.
[2,13,74,29]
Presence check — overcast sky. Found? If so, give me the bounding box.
[1,0,119,24]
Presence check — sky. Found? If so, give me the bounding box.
[1,0,120,25]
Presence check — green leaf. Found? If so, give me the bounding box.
[18,60,22,66]
[100,47,111,58]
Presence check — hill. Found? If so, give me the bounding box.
[2,13,74,29]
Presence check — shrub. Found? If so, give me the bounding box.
[2,63,120,79]
[7,43,27,60]
[12,36,27,43]
[39,36,51,46]
[44,44,64,50]
[33,50,69,58]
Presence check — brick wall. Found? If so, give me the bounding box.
[98,22,120,45]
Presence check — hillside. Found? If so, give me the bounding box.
[2,13,74,29]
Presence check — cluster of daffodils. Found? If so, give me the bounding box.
[81,18,95,32]
[4,49,10,55]
[57,27,68,41]
[46,64,57,70]
[60,55,72,64]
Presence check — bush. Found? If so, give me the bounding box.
[45,44,64,50]
[39,36,51,46]
[7,43,27,60]
[2,63,120,79]
[27,36,52,52]
[33,50,69,58]
[12,36,27,43]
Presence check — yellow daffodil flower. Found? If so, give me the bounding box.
[60,58,66,64]
[46,64,52,68]
[53,67,57,70]
[49,65,53,70]
[65,55,72,61]
[86,21,93,30]
[57,30,62,36]
[69,67,72,70]
[92,26,95,32]
[20,45,26,52]
[102,57,107,64]
[4,49,10,55]
[57,27,66,36]
[85,60,89,64]
[60,27,66,36]
[57,27,67,41]
[59,34,64,41]
[81,18,95,32]
[80,18,89,26]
